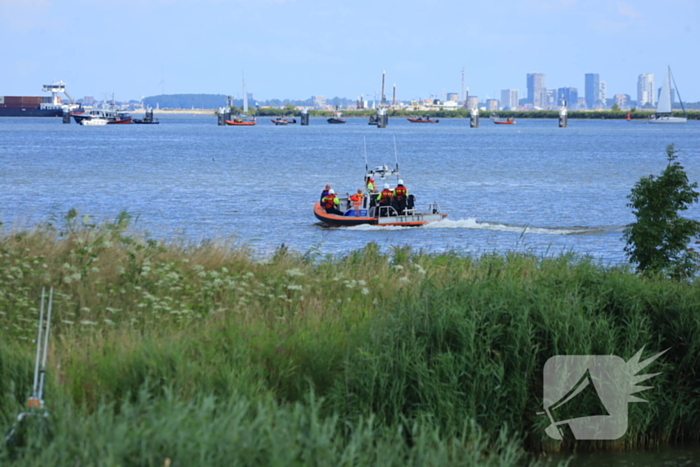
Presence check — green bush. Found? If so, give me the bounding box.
[623,144,700,279]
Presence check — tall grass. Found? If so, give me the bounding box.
[1,212,699,464]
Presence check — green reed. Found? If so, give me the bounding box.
[1,212,699,464]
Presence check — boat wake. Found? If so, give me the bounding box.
[345,218,608,235]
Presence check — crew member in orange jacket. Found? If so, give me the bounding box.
[321,189,344,216]
[348,189,364,215]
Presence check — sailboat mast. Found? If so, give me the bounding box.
[242,72,248,114]
[669,66,687,116]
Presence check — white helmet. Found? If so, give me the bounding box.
[398,179,404,185]
[329,189,335,194]
[384,183,390,189]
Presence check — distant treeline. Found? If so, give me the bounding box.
[142,94,700,120]
[254,108,700,120]
[142,94,355,110]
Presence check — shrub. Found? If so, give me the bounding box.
[623,144,700,279]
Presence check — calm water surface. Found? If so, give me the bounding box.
[2,115,700,265]
[2,115,700,464]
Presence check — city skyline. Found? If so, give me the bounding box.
[1,0,699,103]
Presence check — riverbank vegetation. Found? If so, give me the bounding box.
[251,107,700,120]
[1,211,699,465]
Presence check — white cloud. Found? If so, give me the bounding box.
[616,2,642,21]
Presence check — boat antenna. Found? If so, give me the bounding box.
[669,67,687,117]
[363,137,368,173]
[393,135,399,177]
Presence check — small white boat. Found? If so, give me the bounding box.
[649,66,687,124]
[79,118,109,126]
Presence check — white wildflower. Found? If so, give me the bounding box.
[287,284,303,291]
[285,268,305,277]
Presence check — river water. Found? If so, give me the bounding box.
[2,115,700,464]
[2,115,699,265]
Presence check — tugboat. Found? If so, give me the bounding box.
[133,108,159,124]
[407,115,438,123]
[327,110,346,124]
[314,145,447,227]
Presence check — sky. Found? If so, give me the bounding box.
[1,0,699,103]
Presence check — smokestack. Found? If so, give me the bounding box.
[381,71,386,107]
[392,84,396,107]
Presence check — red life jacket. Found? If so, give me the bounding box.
[323,193,337,210]
[394,185,407,200]
[378,188,392,205]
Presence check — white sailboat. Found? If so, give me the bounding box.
[649,66,687,124]
[225,72,257,126]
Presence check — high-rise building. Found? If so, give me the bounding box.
[585,73,604,109]
[486,99,499,111]
[500,89,519,110]
[527,73,546,108]
[614,94,631,109]
[637,73,655,107]
[557,87,578,109]
[312,95,326,108]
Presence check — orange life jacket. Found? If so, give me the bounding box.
[349,193,363,208]
[323,194,337,210]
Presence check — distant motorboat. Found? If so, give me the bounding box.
[271,117,297,125]
[407,115,438,123]
[72,109,132,124]
[493,117,515,125]
[225,117,256,126]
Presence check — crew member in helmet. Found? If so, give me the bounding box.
[320,184,332,201]
[365,177,376,193]
[321,189,344,216]
[392,179,408,214]
[376,183,393,214]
